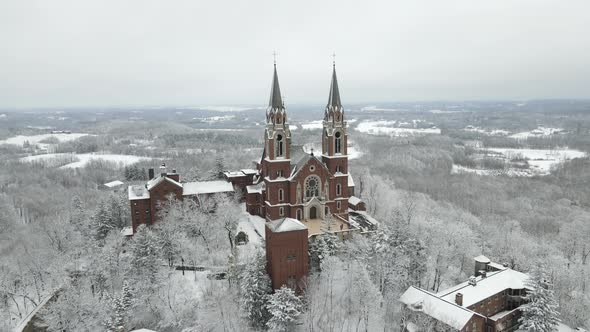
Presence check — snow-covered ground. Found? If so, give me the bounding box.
[360,106,403,112]
[193,115,235,123]
[452,148,587,177]
[509,126,565,139]
[20,153,151,169]
[464,126,510,136]
[301,120,323,130]
[0,133,90,146]
[236,212,266,262]
[356,120,440,137]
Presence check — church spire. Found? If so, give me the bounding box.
[269,63,283,109]
[327,63,342,109]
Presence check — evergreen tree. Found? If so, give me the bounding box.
[518,265,560,332]
[308,232,341,270]
[240,252,272,329]
[94,201,114,241]
[129,225,160,282]
[210,156,226,180]
[106,280,133,332]
[266,285,303,332]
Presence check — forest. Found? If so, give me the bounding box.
[1,104,589,331]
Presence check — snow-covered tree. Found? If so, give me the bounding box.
[308,232,341,270]
[209,156,226,180]
[240,252,271,329]
[128,225,160,283]
[518,265,560,332]
[266,285,303,332]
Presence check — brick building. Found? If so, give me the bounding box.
[127,165,234,233]
[399,256,532,332]
[242,62,367,290]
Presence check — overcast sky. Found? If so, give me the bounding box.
[1,0,589,108]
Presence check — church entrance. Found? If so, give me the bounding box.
[309,206,317,219]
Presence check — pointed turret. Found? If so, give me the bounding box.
[324,63,343,122]
[269,63,283,109]
[327,64,342,109]
[266,63,286,125]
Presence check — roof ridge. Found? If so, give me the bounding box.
[409,286,483,317]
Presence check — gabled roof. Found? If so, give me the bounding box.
[267,217,308,233]
[400,286,476,330]
[289,153,331,180]
[146,175,182,191]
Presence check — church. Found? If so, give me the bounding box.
[239,62,368,291]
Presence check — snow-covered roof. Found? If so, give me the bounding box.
[224,171,244,178]
[146,175,182,191]
[348,196,362,206]
[120,226,133,236]
[241,168,258,175]
[183,180,234,196]
[474,255,491,263]
[104,180,124,188]
[348,174,355,187]
[437,269,530,308]
[246,182,263,194]
[400,286,476,330]
[267,218,308,233]
[128,185,150,200]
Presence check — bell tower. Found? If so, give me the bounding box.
[322,62,348,175]
[261,62,292,220]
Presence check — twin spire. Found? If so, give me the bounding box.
[267,62,342,113]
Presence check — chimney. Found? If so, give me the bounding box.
[480,271,487,278]
[468,276,477,286]
[455,293,463,306]
[148,168,155,180]
[160,163,167,176]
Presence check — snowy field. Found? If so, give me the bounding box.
[20,153,151,169]
[0,133,90,146]
[452,148,586,177]
[464,126,511,136]
[301,120,323,130]
[356,120,441,137]
[360,105,403,112]
[509,127,565,139]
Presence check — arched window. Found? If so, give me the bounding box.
[336,165,343,173]
[335,131,342,154]
[278,189,284,202]
[325,206,330,215]
[296,209,302,220]
[305,176,320,198]
[276,134,284,157]
[279,207,285,216]
[336,184,341,196]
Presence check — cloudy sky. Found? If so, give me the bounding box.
[1,0,589,108]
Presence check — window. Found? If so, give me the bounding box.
[337,201,341,210]
[336,184,342,196]
[305,176,320,198]
[145,210,149,214]
[277,170,284,177]
[135,211,139,215]
[325,206,329,215]
[335,131,342,154]
[279,207,284,216]
[296,209,302,220]
[276,134,284,157]
[278,189,284,202]
[287,254,296,261]
[336,165,343,173]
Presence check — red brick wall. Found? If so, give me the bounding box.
[148,179,183,224]
[130,198,151,232]
[265,226,309,292]
[468,290,507,317]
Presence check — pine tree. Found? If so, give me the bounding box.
[518,266,560,332]
[240,252,272,329]
[266,285,303,332]
[106,280,133,332]
[309,232,341,270]
[210,156,226,180]
[94,201,114,241]
[129,225,160,282]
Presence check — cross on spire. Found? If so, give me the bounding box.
[273,51,278,65]
[332,52,336,66]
